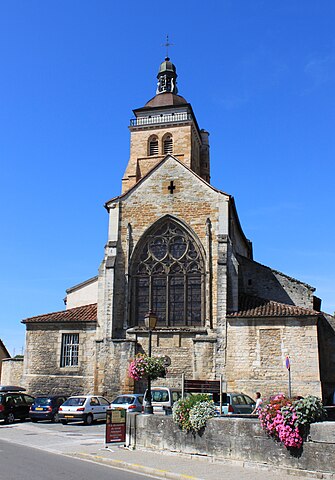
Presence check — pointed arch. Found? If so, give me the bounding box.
[130,216,205,327]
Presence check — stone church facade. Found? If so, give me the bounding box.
[20,58,335,401]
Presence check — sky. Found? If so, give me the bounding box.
[1,0,334,356]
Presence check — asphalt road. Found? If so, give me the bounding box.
[0,438,158,480]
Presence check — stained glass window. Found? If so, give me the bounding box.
[131,219,204,327]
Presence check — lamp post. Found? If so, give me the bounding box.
[144,311,157,415]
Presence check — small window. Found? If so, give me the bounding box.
[149,137,159,155]
[60,333,79,367]
[163,135,173,154]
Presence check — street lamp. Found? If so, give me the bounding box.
[144,311,157,415]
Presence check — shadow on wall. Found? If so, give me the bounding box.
[237,255,317,309]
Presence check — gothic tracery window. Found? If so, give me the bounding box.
[131,219,204,327]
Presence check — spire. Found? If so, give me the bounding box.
[156,57,178,95]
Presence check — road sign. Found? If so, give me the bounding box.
[285,356,290,370]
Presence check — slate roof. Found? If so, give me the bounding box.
[22,303,97,324]
[227,295,319,318]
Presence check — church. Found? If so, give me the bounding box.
[18,57,335,401]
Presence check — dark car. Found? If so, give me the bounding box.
[214,392,256,415]
[29,395,68,423]
[0,386,35,424]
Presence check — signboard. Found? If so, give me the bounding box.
[105,408,126,444]
[184,379,221,393]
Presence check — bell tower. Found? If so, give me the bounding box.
[122,57,211,193]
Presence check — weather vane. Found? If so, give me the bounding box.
[162,35,174,59]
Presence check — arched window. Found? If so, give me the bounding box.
[163,135,173,154]
[148,136,159,156]
[131,218,204,327]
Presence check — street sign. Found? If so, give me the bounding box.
[285,356,290,370]
[163,355,171,367]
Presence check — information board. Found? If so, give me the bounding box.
[105,408,127,444]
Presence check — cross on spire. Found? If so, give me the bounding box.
[162,34,174,60]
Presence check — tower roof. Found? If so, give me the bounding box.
[142,56,188,107]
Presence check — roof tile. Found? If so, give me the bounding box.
[22,303,97,324]
[227,295,319,318]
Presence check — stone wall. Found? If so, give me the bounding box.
[225,316,321,399]
[238,256,315,309]
[1,358,24,386]
[22,323,97,396]
[131,415,335,476]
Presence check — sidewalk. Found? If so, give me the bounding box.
[69,443,325,480]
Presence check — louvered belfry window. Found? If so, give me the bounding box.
[163,135,173,154]
[60,333,79,367]
[149,137,159,155]
[131,219,204,327]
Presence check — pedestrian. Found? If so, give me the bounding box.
[251,392,263,414]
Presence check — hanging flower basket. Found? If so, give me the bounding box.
[128,354,166,381]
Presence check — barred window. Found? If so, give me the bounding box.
[131,219,204,327]
[60,333,79,367]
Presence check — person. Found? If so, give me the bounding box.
[251,392,263,414]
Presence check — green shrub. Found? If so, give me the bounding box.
[172,394,215,433]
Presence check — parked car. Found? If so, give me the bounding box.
[214,392,256,415]
[29,395,68,423]
[0,386,34,424]
[143,387,182,414]
[58,395,110,425]
[110,394,143,413]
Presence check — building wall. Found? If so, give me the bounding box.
[22,323,97,396]
[66,279,98,309]
[239,256,315,308]
[1,358,23,386]
[225,316,322,398]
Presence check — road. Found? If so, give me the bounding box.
[0,420,311,480]
[0,439,157,480]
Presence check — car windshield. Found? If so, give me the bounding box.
[34,397,51,406]
[62,397,86,406]
[112,396,134,404]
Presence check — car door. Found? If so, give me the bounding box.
[97,397,109,420]
[232,394,248,414]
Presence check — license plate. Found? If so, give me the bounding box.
[36,407,43,411]
[65,415,74,418]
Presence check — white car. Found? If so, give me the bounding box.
[58,395,110,425]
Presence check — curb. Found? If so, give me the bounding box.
[70,452,202,480]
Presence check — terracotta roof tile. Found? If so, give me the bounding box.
[227,295,319,318]
[21,303,97,324]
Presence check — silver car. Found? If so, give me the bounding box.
[110,394,143,413]
[58,395,110,425]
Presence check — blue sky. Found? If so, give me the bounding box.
[1,1,334,355]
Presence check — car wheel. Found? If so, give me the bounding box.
[52,413,59,423]
[60,420,68,425]
[84,413,93,426]
[5,413,15,424]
